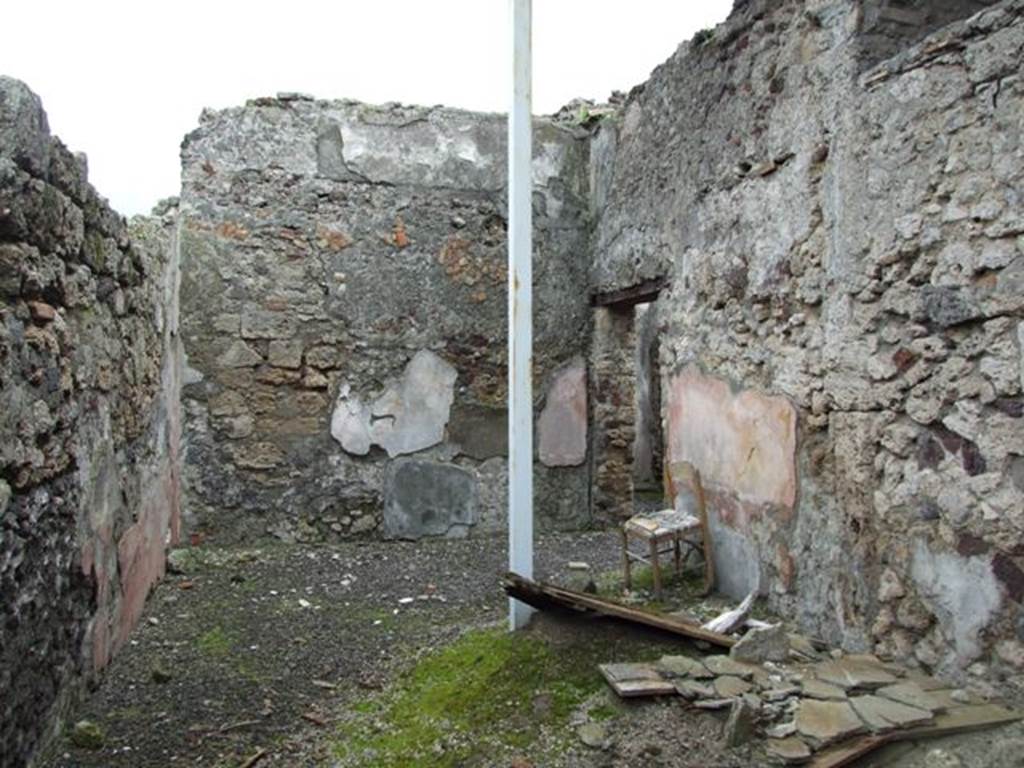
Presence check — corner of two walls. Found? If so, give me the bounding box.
[0,78,183,765]
[589,0,1024,688]
[176,97,594,546]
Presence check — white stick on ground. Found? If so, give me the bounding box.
[702,592,756,635]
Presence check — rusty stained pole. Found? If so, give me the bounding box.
[508,0,534,631]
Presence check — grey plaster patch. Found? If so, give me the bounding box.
[708,512,762,600]
[331,350,457,458]
[448,404,507,459]
[911,540,1002,666]
[473,457,508,534]
[315,122,356,181]
[383,460,476,540]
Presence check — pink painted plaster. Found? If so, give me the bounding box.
[538,360,588,467]
[666,366,797,526]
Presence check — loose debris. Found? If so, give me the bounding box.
[502,572,735,647]
[505,572,1020,763]
[594,645,1022,765]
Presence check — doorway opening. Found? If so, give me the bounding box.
[589,278,665,526]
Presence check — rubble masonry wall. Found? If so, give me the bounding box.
[591,0,1024,685]
[177,97,593,544]
[0,78,182,765]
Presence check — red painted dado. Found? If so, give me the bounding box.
[84,461,180,673]
[666,366,797,527]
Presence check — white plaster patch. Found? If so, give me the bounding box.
[910,540,1001,667]
[330,350,457,458]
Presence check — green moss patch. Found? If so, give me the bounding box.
[197,626,235,657]
[332,622,669,767]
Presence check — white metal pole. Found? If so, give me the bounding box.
[508,0,534,631]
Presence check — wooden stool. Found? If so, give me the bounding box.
[620,461,714,599]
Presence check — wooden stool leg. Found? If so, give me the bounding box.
[649,537,662,600]
[620,528,632,592]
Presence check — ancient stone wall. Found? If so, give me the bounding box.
[590,306,637,524]
[590,0,1024,687]
[0,78,182,766]
[178,96,592,544]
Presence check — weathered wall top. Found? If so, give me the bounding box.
[183,95,588,202]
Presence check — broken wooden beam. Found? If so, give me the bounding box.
[501,572,735,648]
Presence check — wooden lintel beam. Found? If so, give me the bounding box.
[590,277,667,308]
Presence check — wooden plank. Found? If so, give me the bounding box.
[590,277,666,308]
[501,572,735,648]
[810,704,1023,768]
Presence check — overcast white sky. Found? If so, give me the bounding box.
[2,1,731,216]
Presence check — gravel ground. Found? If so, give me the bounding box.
[36,530,1023,768]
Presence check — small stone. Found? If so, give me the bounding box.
[693,698,734,710]
[714,675,753,698]
[787,633,820,659]
[801,679,848,700]
[996,640,1024,669]
[849,695,932,732]
[27,300,56,322]
[766,721,797,739]
[567,561,590,571]
[924,748,962,768]
[795,699,864,745]
[267,339,303,369]
[762,686,801,702]
[152,664,172,684]
[723,697,756,747]
[950,689,971,704]
[656,655,712,679]
[217,339,263,368]
[730,623,789,663]
[70,720,105,750]
[876,682,945,713]
[674,680,716,700]
[767,736,812,764]
[877,569,906,602]
[578,722,606,749]
[704,655,755,679]
[814,655,896,691]
[350,515,376,535]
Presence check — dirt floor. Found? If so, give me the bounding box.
[38,530,1024,768]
